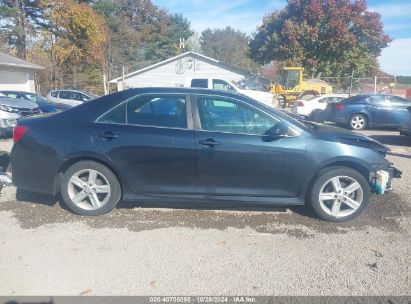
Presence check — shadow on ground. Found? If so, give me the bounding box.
[0,187,409,238]
[368,134,411,148]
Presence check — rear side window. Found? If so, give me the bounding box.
[97,95,187,129]
[366,96,389,107]
[389,96,411,108]
[50,91,58,97]
[191,79,208,88]
[59,91,71,100]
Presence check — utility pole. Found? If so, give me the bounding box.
[349,69,354,96]
[121,66,125,91]
[393,75,397,95]
[374,75,377,94]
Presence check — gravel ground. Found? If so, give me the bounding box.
[0,130,410,296]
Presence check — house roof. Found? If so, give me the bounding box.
[109,51,248,84]
[0,52,44,70]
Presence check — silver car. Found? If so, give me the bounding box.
[0,96,40,138]
[47,89,99,107]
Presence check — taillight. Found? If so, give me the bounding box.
[14,125,28,143]
[334,104,344,111]
[298,101,305,107]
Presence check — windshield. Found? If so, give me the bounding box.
[280,70,299,90]
[87,92,99,99]
[24,93,49,103]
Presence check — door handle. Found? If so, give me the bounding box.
[199,138,219,147]
[97,131,118,140]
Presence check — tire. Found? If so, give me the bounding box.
[60,161,121,216]
[348,114,368,130]
[309,167,370,222]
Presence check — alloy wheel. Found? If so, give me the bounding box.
[350,115,366,130]
[67,169,111,211]
[318,176,364,218]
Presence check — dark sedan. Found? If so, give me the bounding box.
[11,88,401,222]
[0,91,71,113]
[400,106,411,136]
[326,94,411,130]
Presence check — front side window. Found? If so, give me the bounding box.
[98,95,187,129]
[212,79,235,91]
[59,91,71,100]
[196,96,278,135]
[72,92,84,102]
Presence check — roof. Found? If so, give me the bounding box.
[0,52,44,70]
[109,51,248,84]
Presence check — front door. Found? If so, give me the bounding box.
[93,93,197,195]
[192,94,306,198]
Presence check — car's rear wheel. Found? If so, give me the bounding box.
[61,161,121,216]
[309,167,370,222]
[349,114,367,130]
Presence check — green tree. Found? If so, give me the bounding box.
[249,0,391,78]
[94,0,193,80]
[144,13,194,61]
[0,0,46,59]
[200,27,257,72]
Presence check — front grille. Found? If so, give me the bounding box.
[18,107,41,116]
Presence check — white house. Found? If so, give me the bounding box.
[0,52,44,93]
[109,51,250,91]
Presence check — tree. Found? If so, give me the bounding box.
[249,0,391,78]
[200,27,257,72]
[36,0,109,92]
[144,13,194,62]
[94,0,193,81]
[0,0,46,59]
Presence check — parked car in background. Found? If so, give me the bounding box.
[185,77,274,107]
[399,106,411,136]
[291,94,348,118]
[326,94,411,130]
[11,87,400,222]
[47,89,99,107]
[0,96,40,138]
[0,91,71,113]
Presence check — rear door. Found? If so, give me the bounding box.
[93,93,197,195]
[365,95,392,125]
[192,93,306,198]
[385,96,411,126]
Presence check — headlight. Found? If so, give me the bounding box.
[0,105,19,113]
[0,118,17,128]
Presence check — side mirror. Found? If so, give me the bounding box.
[263,122,290,141]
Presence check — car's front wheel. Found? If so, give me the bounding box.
[349,114,367,130]
[309,167,370,222]
[61,161,121,216]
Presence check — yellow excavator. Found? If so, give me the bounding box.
[271,67,333,108]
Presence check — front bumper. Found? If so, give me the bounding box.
[369,166,402,194]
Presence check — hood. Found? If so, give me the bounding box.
[238,89,273,104]
[0,97,38,109]
[239,89,272,98]
[310,123,390,153]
